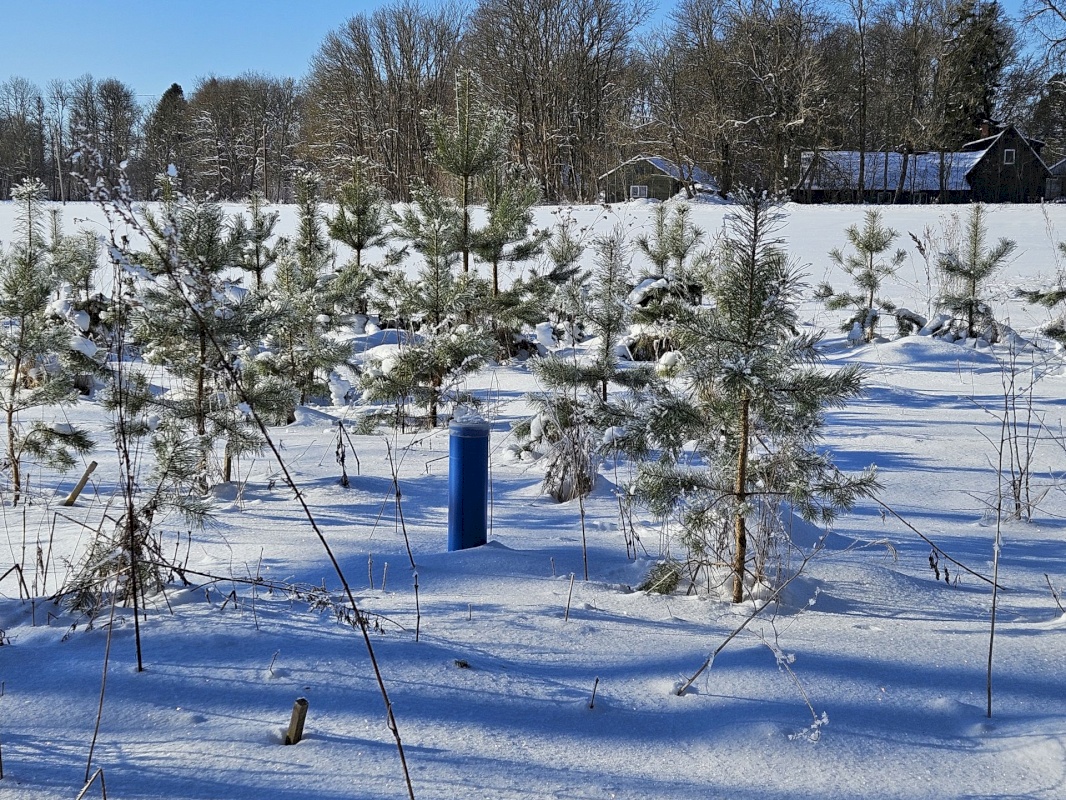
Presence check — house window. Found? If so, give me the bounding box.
[1004,148,1016,165]
[630,184,649,199]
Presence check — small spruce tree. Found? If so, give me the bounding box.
[471,166,550,356]
[229,191,280,290]
[362,184,491,427]
[256,172,349,421]
[472,166,547,298]
[327,158,397,322]
[46,208,99,303]
[328,157,392,272]
[520,229,655,500]
[630,203,709,355]
[634,202,706,288]
[133,178,274,484]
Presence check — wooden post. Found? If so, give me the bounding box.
[62,461,98,507]
[284,698,308,745]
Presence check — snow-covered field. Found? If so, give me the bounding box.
[0,199,1064,799]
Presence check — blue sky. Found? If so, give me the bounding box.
[4,0,1030,103]
[3,1,383,99]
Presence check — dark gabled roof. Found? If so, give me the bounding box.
[599,155,718,191]
[961,134,1002,152]
[960,124,1045,153]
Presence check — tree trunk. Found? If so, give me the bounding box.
[866,283,877,342]
[893,146,910,205]
[7,351,22,507]
[7,406,19,508]
[430,373,442,428]
[197,333,207,436]
[968,277,978,338]
[461,175,470,274]
[732,391,750,603]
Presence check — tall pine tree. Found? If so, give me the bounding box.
[938,0,1013,145]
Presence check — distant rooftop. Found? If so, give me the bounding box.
[600,155,718,192]
[800,150,986,193]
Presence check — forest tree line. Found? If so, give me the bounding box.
[3,0,1066,204]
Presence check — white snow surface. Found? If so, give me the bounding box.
[69,333,98,358]
[0,200,1064,799]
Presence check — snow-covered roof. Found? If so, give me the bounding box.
[599,155,718,191]
[961,126,1045,153]
[961,133,1002,152]
[799,149,986,193]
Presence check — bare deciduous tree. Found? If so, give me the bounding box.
[464,0,650,202]
[305,1,462,200]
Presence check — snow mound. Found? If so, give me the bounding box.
[869,334,999,368]
[289,406,340,427]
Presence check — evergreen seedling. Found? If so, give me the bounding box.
[229,191,280,290]
[630,203,709,357]
[328,157,392,272]
[472,165,547,298]
[327,158,396,321]
[362,184,491,427]
[633,192,878,603]
[637,561,682,594]
[425,69,510,274]
[0,179,94,505]
[937,204,1015,341]
[634,202,707,290]
[817,209,906,342]
[133,177,278,482]
[520,230,655,500]
[256,172,348,421]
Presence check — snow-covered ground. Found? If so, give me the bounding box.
[0,199,1064,799]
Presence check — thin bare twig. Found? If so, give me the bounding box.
[873,498,1004,589]
[676,542,827,697]
[97,183,417,799]
[74,767,107,800]
[85,588,117,782]
[1046,573,1065,614]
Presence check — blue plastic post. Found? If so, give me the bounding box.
[448,419,490,551]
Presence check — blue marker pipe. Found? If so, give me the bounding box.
[448,419,490,551]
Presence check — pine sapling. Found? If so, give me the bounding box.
[424,68,510,274]
[229,191,280,290]
[634,192,878,603]
[817,209,906,342]
[938,204,1015,342]
[0,179,94,505]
